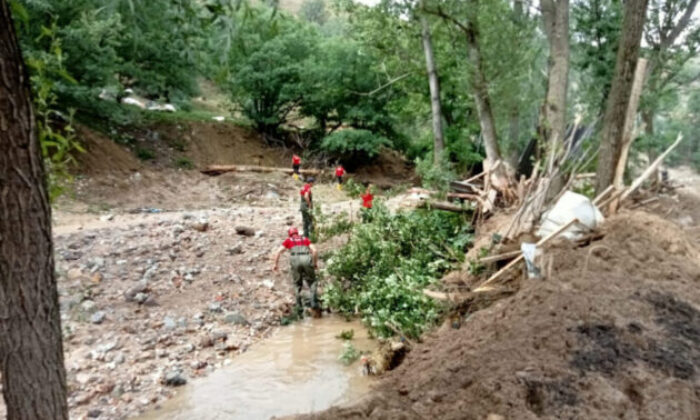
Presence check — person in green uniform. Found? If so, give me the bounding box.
[272,227,320,317]
[299,177,315,238]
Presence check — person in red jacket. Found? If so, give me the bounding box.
[360,184,374,222]
[292,154,301,180]
[272,227,319,317]
[335,164,345,190]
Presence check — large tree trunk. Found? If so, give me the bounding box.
[0,1,69,419]
[464,0,502,166]
[540,0,570,148]
[595,0,649,194]
[419,12,445,163]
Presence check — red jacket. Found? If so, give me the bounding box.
[335,166,345,177]
[361,193,374,209]
[292,155,301,165]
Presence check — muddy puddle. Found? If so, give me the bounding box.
[135,317,376,420]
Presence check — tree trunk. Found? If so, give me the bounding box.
[595,0,649,194]
[508,0,524,149]
[419,12,445,163]
[464,0,502,166]
[540,0,570,148]
[0,1,69,419]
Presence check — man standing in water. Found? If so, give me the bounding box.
[273,227,320,317]
[300,177,314,238]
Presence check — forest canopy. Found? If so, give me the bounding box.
[10,0,700,183]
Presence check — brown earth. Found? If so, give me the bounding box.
[300,193,700,420]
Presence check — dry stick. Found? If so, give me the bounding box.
[597,188,625,210]
[478,250,522,264]
[461,171,486,184]
[473,218,579,292]
[620,132,684,202]
[592,185,615,205]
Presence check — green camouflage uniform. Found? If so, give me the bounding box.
[300,192,313,238]
[289,244,318,312]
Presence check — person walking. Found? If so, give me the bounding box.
[272,227,320,317]
[300,177,315,238]
[292,154,301,180]
[335,164,345,190]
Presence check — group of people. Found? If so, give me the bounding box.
[272,154,374,318]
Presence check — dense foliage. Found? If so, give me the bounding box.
[12,0,698,181]
[321,203,473,338]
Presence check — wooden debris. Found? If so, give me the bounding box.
[473,218,579,292]
[201,164,321,176]
[592,185,615,205]
[620,133,683,202]
[418,201,472,213]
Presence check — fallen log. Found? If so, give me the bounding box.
[201,164,322,176]
[417,200,472,213]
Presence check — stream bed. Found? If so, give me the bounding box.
[135,316,376,420]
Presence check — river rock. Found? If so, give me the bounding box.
[190,219,209,232]
[162,369,187,387]
[125,280,149,302]
[223,312,249,326]
[235,226,256,236]
[81,300,98,314]
[91,311,106,324]
[163,317,176,331]
[134,292,149,304]
[227,243,244,255]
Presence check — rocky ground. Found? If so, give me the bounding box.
[1,169,364,420]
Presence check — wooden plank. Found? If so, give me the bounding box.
[201,164,321,176]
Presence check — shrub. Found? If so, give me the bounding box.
[322,203,473,338]
[320,129,390,162]
[175,157,194,169]
[136,148,155,161]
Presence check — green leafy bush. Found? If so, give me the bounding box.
[136,148,155,161]
[320,129,390,162]
[415,155,457,193]
[322,203,473,338]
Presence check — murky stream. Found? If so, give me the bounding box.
[135,317,376,420]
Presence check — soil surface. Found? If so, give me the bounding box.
[300,191,700,420]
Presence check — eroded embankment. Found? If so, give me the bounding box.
[302,204,700,419]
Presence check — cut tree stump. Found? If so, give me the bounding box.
[201,165,321,176]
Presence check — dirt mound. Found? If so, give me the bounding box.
[302,209,700,419]
[74,126,141,174]
[353,148,417,189]
[73,122,415,188]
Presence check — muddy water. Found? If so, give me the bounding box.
[136,317,376,420]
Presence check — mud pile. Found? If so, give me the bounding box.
[304,208,700,419]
